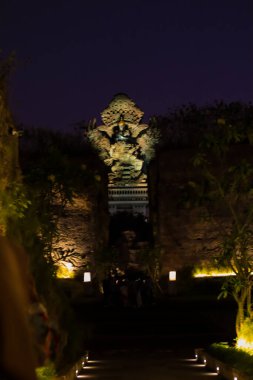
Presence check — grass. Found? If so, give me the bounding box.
[36,363,56,380]
[206,342,253,377]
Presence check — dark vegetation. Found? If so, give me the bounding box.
[0,53,105,371]
[207,343,253,377]
[17,127,108,371]
[154,101,253,149]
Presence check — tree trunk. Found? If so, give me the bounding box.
[235,288,248,336]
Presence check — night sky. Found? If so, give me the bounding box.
[1,0,253,132]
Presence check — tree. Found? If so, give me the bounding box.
[18,127,100,274]
[0,52,106,370]
[0,52,21,235]
[155,101,253,149]
[187,114,253,337]
[6,127,101,370]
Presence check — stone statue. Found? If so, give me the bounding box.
[88,93,159,185]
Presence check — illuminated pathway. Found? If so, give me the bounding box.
[76,349,219,379]
[75,293,237,379]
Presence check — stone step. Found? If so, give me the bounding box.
[76,348,220,380]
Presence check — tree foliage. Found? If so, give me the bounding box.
[2,126,102,370]
[17,127,100,273]
[154,101,253,148]
[186,110,253,336]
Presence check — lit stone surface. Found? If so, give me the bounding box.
[88,94,159,187]
[149,148,229,274]
[88,94,159,216]
[52,194,93,273]
[52,181,109,277]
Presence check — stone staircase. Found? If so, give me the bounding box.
[66,293,237,380]
[76,347,221,380]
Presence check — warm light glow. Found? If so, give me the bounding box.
[88,360,103,364]
[193,267,253,277]
[236,318,253,354]
[237,338,253,353]
[65,262,73,270]
[81,366,96,370]
[192,264,236,278]
[56,262,75,278]
[84,272,91,282]
[194,272,234,278]
[169,271,176,281]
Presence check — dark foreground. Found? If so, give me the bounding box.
[72,291,237,379]
[77,348,220,379]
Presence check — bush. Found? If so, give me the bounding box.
[237,318,253,353]
[36,363,56,380]
[207,342,253,377]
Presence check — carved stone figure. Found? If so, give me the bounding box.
[88,93,159,185]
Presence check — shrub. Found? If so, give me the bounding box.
[36,363,56,380]
[236,318,253,354]
[208,342,253,377]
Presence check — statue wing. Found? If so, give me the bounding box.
[137,133,155,162]
[88,129,111,155]
[97,125,115,138]
[130,123,149,138]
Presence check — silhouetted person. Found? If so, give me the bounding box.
[0,237,37,380]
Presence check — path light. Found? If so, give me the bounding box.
[82,351,89,368]
[216,366,219,374]
[169,271,176,281]
[84,272,91,282]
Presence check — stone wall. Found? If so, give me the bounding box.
[52,172,109,277]
[149,148,221,275]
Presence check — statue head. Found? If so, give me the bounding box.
[118,115,126,128]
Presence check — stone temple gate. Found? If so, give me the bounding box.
[88,93,159,217]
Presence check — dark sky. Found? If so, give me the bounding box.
[1,0,253,131]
